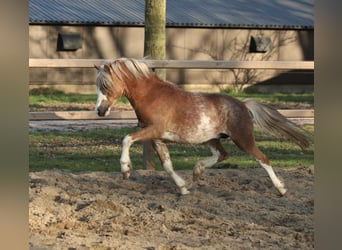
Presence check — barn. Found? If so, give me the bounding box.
[29,0,314,93]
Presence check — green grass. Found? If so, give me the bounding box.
[224,90,314,109]
[29,125,314,173]
[29,87,314,110]
[29,87,130,111]
[29,87,314,172]
[29,88,95,106]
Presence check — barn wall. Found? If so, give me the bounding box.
[29,25,313,93]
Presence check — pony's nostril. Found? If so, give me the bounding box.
[97,108,106,117]
[97,101,110,117]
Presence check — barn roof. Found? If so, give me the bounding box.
[29,0,314,29]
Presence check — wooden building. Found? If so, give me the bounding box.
[29,0,314,93]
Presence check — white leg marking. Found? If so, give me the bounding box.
[154,140,190,195]
[163,159,189,194]
[120,135,134,176]
[193,146,220,180]
[257,160,287,195]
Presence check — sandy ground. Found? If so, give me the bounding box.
[29,165,314,249]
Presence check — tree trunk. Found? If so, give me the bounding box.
[143,0,166,170]
[144,0,166,79]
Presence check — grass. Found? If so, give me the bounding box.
[222,89,314,109]
[29,87,130,111]
[29,88,96,106]
[29,125,314,173]
[29,87,314,172]
[29,87,314,111]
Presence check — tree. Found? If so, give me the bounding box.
[181,30,297,92]
[144,0,166,79]
[142,0,166,169]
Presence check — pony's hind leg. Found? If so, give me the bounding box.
[255,157,287,196]
[152,140,190,195]
[233,136,287,196]
[193,139,228,182]
[254,148,287,195]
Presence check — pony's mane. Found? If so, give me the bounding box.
[110,58,152,81]
[96,58,152,94]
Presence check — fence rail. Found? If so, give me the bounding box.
[29,58,314,70]
[29,109,314,121]
[29,58,314,124]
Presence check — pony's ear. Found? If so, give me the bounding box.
[104,64,111,73]
[94,65,99,70]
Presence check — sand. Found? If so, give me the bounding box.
[29,165,314,249]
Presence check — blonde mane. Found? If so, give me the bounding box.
[96,58,152,94]
[111,58,152,80]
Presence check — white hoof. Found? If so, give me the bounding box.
[122,171,131,180]
[278,186,287,196]
[180,186,190,195]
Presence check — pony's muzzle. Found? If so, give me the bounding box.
[96,100,111,117]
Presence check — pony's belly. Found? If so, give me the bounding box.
[162,132,217,144]
[162,112,223,144]
[186,130,218,144]
[161,132,183,142]
[162,123,220,144]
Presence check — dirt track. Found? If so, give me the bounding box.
[29,165,314,249]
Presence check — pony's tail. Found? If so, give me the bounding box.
[243,99,310,150]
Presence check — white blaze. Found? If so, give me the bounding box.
[95,89,107,110]
[95,89,111,116]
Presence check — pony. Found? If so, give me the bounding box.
[95,58,309,196]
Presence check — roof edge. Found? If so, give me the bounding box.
[29,20,314,30]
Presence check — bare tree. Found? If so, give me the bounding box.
[180,30,297,92]
[226,30,297,92]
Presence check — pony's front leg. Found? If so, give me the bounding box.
[120,135,134,179]
[152,140,190,195]
[120,127,160,179]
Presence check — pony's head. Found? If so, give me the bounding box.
[95,58,152,116]
[95,63,124,116]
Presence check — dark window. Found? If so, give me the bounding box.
[57,33,82,51]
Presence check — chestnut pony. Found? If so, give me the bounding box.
[95,58,309,196]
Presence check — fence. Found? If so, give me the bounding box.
[29,59,314,123]
[29,59,314,69]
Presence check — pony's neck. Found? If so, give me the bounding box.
[123,75,161,109]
